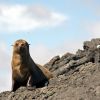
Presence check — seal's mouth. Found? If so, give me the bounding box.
[19,46,26,52]
[14,45,26,54]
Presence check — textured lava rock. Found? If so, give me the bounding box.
[1,38,100,100]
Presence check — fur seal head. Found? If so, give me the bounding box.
[12,39,30,55]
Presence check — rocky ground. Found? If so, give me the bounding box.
[0,38,100,100]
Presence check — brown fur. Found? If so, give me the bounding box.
[11,39,53,91]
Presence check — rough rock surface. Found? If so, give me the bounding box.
[1,38,100,100]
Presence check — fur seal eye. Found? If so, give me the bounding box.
[15,43,18,46]
[21,43,24,47]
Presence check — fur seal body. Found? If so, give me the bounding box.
[11,39,53,91]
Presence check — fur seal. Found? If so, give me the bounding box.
[11,39,53,91]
